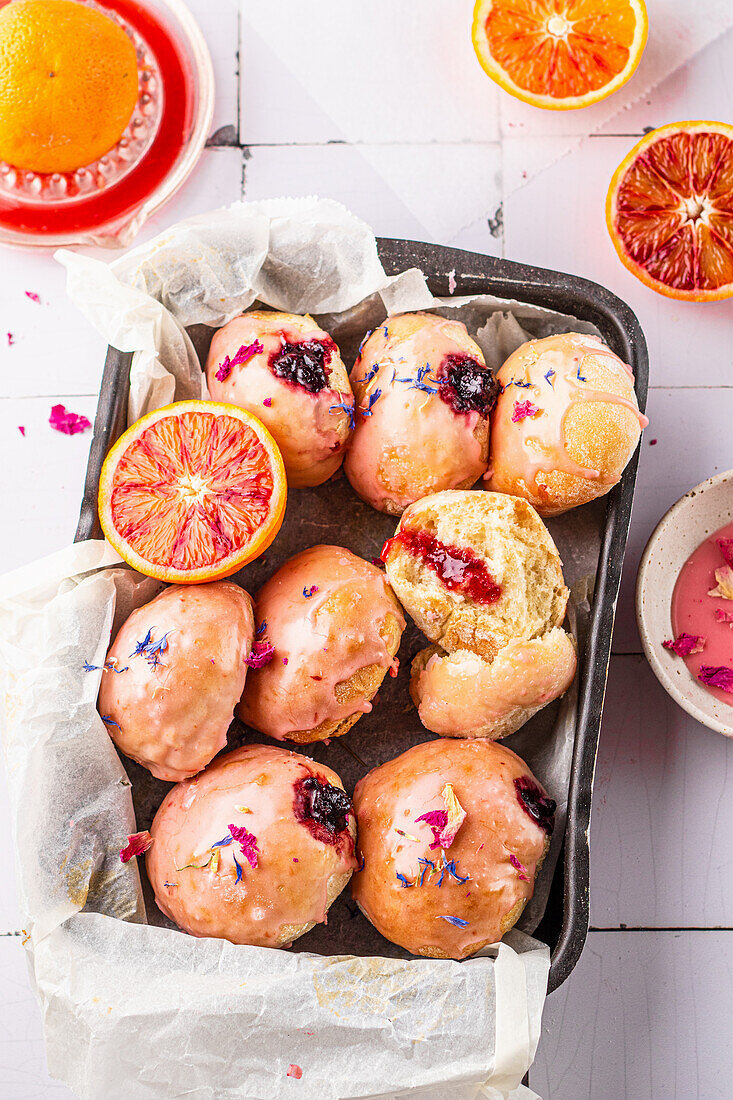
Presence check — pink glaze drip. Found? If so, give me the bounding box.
[205,312,353,488]
[489,334,648,492]
[238,546,405,739]
[671,520,733,706]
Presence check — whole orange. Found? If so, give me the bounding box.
[0,0,139,174]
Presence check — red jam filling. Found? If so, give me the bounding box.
[514,776,556,835]
[293,775,352,846]
[437,354,499,416]
[381,529,502,605]
[270,338,336,393]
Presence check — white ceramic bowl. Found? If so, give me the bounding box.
[636,469,733,736]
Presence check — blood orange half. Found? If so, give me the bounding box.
[607,121,733,301]
[98,401,287,583]
[472,0,647,111]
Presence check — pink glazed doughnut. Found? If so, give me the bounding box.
[351,738,554,959]
[344,312,499,515]
[147,744,358,947]
[237,545,405,743]
[205,310,354,488]
[98,582,254,782]
[410,628,577,740]
[487,332,647,516]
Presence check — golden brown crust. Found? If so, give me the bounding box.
[283,611,402,743]
[384,490,568,660]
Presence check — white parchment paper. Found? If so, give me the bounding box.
[0,198,609,1099]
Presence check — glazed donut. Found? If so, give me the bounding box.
[205,310,354,488]
[410,628,577,740]
[351,738,554,959]
[147,744,357,947]
[487,332,647,516]
[237,545,405,743]
[382,490,568,660]
[344,312,499,515]
[98,582,254,782]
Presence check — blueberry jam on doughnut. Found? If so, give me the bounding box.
[514,776,556,834]
[382,528,502,605]
[293,774,352,845]
[438,354,499,415]
[270,339,336,393]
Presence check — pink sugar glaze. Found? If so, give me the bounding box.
[671,520,733,706]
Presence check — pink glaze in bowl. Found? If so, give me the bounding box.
[636,469,733,737]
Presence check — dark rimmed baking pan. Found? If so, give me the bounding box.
[75,238,649,994]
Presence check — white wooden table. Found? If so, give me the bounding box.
[1,2,732,1096]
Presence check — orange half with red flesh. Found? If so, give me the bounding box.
[607,121,733,301]
[99,401,287,583]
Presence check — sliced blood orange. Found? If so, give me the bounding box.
[472,0,648,110]
[98,401,287,583]
[607,121,733,301]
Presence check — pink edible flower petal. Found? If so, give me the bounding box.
[416,783,466,849]
[662,633,706,657]
[415,809,449,850]
[512,400,539,423]
[24,291,41,304]
[263,397,272,407]
[287,1065,303,1080]
[120,830,153,863]
[228,823,259,868]
[215,339,264,383]
[509,853,529,882]
[698,665,733,693]
[715,608,733,623]
[244,640,275,668]
[7,332,15,346]
[708,565,733,600]
[17,426,25,436]
[718,539,733,569]
[49,404,91,436]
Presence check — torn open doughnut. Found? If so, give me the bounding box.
[146,744,358,947]
[98,582,254,782]
[410,628,577,740]
[351,738,554,959]
[487,332,647,516]
[205,310,354,487]
[382,490,568,660]
[344,312,499,515]
[237,545,405,743]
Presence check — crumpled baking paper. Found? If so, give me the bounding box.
[1,198,609,1099]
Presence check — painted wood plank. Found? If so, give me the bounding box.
[591,655,733,929]
[0,939,74,1098]
[530,929,733,1099]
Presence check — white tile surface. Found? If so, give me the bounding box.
[240,0,500,145]
[503,134,733,390]
[0,397,97,574]
[186,0,240,143]
[530,930,733,1100]
[244,141,502,244]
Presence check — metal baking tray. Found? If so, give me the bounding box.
[75,238,649,994]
